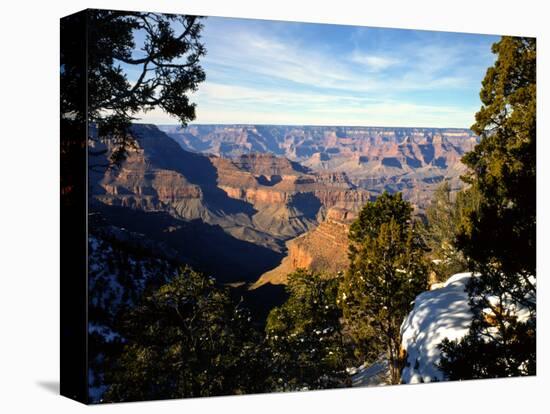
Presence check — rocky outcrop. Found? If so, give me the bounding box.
[211,154,370,211]
[251,207,354,288]
[400,272,535,383]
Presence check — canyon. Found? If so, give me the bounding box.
[90,123,477,296]
[90,124,370,289]
[160,124,478,210]
[252,207,353,288]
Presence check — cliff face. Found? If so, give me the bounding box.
[211,154,370,211]
[96,146,203,210]
[92,125,370,253]
[160,125,478,210]
[252,207,353,288]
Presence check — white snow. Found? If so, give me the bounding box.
[349,358,390,387]
[400,272,473,383]
[400,271,536,384]
[349,271,535,386]
[347,274,474,387]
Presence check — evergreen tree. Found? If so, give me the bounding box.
[103,266,268,402]
[340,192,428,384]
[439,36,536,379]
[422,181,480,281]
[265,270,351,390]
[61,10,206,166]
[458,36,536,279]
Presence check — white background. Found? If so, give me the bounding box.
[0,0,547,412]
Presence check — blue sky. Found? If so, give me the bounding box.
[134,17,499,128]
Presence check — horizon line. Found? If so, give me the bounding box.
[134,121,474,131]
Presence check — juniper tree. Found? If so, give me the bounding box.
[104,267,268,402]
[422,181,481,281]
[61,10,206,167]
[439,36,536,379]
[265,270,351,390]
[340,192,428,384]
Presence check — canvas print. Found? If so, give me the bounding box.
[60,8,536,404]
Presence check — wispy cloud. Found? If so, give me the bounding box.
[350,52,400,71]
[137,82,478,128]
[131,17,498,127]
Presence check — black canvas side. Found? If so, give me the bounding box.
[60,9,89,404]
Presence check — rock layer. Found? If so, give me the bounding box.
[92,124,370,253]
[252,207,353,288]
[160,124,479,210]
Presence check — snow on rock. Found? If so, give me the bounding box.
[349,357,390,387]
[400,272,473,383]
[88,233,176,317]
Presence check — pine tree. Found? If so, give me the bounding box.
[265,270,351,390]
[439,36,536,379]
[458,36,536,279]
[103,266,268,402]
[340,192,428,384]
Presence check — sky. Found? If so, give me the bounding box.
[132,16,500,128]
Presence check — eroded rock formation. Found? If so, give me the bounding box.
[252,207,354,288]
[161,125,478,210]
[92,124,370,254]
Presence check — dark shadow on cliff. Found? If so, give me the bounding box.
[256,174,283,186]
[418,143,435,164]
[288,192,322,219]
[130,124,256,216]
[93,202,282,284]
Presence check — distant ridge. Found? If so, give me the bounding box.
[159,124,478,210]
[155,123,473,131]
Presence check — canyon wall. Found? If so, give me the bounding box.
[161,124,478,210]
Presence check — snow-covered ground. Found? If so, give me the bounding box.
[350,271,535,386]
[349,358,389,387]
[400,272,473,383]
[348,274,474,387]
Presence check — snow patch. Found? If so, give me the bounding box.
[349,358,390,387]
[400,272,473,383]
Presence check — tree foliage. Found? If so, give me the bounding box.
[265,270,351,390]
[458,36,536,277]
[349,191,413,245]
[422,181,481,281]
[438,311,536,380]
[340,192,428,384]
[61,10,206,166]
[439,36,536,379]
[103,267,267,402]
